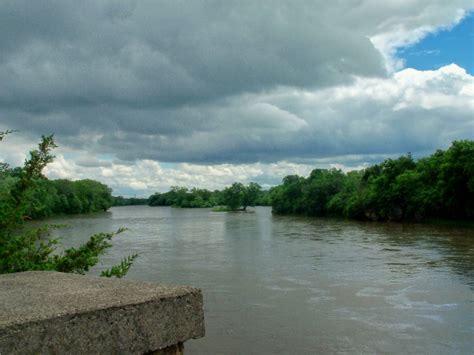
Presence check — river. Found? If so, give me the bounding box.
[43,206,473,354]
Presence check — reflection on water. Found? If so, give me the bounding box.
[43,206,473,354]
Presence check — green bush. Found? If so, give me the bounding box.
[0,131,136,277]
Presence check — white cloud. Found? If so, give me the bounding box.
[43,156,315,196]
[366,2,469,72]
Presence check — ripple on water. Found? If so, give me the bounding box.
[40,206,474,354]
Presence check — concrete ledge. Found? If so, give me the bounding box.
[0,272,205,354]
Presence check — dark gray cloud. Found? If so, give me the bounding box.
[0,0,384,110]
[0,1,473,165]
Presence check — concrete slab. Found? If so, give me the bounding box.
[0,271,204,354]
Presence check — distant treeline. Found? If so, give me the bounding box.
[146,140,474,221]
[2,140,471,222]
[111,196,149,206]
[148,184,271,209]
[0,168,113,219]
[271,140,473,221]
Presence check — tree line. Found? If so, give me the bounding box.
[147,183,271,210]
[146,140,473,221]
[2,137,471,222]
[1,169,113,219]
[112,196,149,206]
[271,140,473,221]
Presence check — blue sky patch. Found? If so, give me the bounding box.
[398,12,474,74]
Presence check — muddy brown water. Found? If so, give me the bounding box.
[41,206,473,354]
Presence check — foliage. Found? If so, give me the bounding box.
[52,228,127,274]
[221,183,246,210]
[271,141,474,221]
[23,179,114,219]
[100,253,138,278]
[0,132,136,276]
[255,189,273,206]
[112,196,149,206]
[149,186,218,208]
[148,182,264,211]
[271,175,306,214]
[1,171,114,220]
[208,182,263,211]
[242,182,262,210]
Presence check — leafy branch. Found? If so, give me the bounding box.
[101,253,139,278]
[0,131,137,277]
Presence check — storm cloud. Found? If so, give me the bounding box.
[0,1,385,109]
[1,0,473,194]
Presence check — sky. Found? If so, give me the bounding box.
[398,11,474,74]
[0,1,473,196]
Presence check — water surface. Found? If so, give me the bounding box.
[44,206,473,354]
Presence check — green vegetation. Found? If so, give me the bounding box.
[271,140,474,222]
[221,182,261,211]
[0,132,136,276]
[27,179,113,219]
[149,186,218,208]
[148,183,267,211]
[100,252,138,278]
[1,157,113,219]
[112,196,148,206]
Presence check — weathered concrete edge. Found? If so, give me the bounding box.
[0,289,205,354]
[0,286,202,329]
[0,271,201,329]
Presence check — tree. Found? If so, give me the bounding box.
[271,175,305,214]
[438,140,474,219]
[327,170,365,218]
[242,182,261,210]
[222,182,245,210]
[0,132,136,276]
[302,169,345,216]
